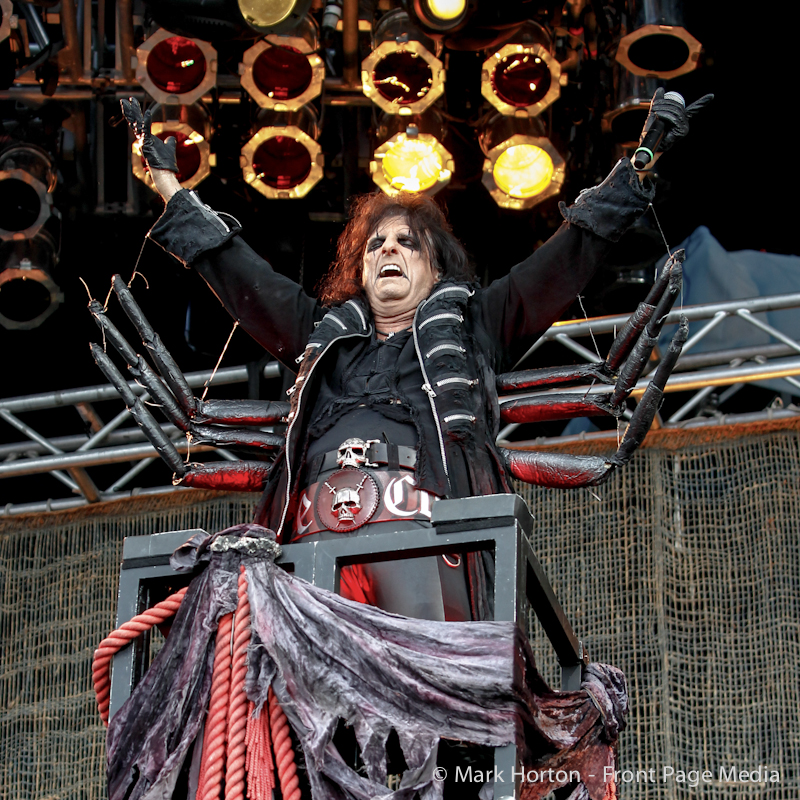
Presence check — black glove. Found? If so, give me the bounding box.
[120,97,178,173]
[640,88,714,153]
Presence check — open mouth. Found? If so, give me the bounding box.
[379,264,404,278]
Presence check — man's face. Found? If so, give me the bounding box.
[361,215,439,318]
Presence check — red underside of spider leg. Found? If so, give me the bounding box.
[90,343,187,476]
[194,398,290,426]
[499,393,618,424]
[175,461,272,492]
[496,362,613,393]
[610,315,688,467]
[112,275,199,415]
[500,448,614,488]
[610,251,684,407]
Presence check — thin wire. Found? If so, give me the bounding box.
[648,202,672,260]
[127,238,150,289]
[202,321,239,401]
[577,294,602,359]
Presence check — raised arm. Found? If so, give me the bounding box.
[121,98,320,370]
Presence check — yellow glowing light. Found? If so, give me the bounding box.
[382,137,444,193]
[427,0,466,21]
[493,144,554,199]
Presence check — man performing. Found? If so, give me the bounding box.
[119,89,707,624]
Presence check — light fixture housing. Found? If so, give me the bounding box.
[615,1,702,80]
[239,16,324,111]
[0,0,13,44]
[136,29,218,105]
[240,106,323,199]
[370,111,453,197]
[480,115,565,210]
[0,145,56,242]
[131,104,213,192]
[410,0,469,32]
[602,71,661,146]
[0,230,63,331]
[481,23,563,118]
[361,10,445,116]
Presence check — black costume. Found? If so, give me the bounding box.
[149,157,654,619]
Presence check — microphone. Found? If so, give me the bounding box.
[633,91,685,170]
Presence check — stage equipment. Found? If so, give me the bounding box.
[481,22,564,118]
[408,0,469,32]
[479,114,564,209]
[0,0,12,44]
[361,10,445,116]
[370,111,453,196]
[0,229,62,330]
[135,29,217,105]
[615,0,702,80]
[142,0,314,39]
[131,104,212,191]
[0,145,56,241]
[239,16,324,110]
[602,71,661,146]
[241,105,323,199]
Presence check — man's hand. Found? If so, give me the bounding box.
[641,88,714,153]
[121,97,183,201]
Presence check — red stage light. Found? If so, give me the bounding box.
[492,53,552,108]
[252,136,312,189]
[372,51,433,107]
[252,45,313,101]
[146,36,207,95]
[137,131,202,185]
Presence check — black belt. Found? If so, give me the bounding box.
[307,443,417,483]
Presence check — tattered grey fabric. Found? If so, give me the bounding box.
[106,524,627,800]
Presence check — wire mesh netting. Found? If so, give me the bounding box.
[0,426,798,799]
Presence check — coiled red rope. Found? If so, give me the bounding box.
[94,563,301,800]
[92,586,189,726]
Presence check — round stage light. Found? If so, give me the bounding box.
[0,145,56,242]
[427,0,465,21]
[237,0,312,34]
[240,18,324,111]
[131,104,212,192]
[0,230,63,331]
[371,126,453,197]
[615,25,702,79]
[482,42,562,117]
[411,0,468,31]
[241,107,323,199]
[136,29,217,105]
[492,144,554,199]
[480,118,564,210]
[361,11,445,116]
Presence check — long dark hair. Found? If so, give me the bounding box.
[316,192,473,306]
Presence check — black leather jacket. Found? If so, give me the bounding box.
[148,158,654,540]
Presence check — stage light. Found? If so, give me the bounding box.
[136,29,217,105]
[0,230,62,331]
[1,0,12,44]
[602,72,660,146]
[131,104,212,192]
[361,10,445,116]
[237,0,313,33]
[0,145,56,241]
[240,106,323,199]
[240,16,324,111]
[615,1,702,79]
[411,0,468,31]
[370,112,453,197]
[480,115,564,210]
[481,23,563,118]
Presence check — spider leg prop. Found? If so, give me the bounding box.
[500,317,688,488]
[497,250,684,424]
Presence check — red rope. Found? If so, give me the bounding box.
[245,699,275,800]
[224,566,251,800]
[92,586,189,726]
[196,610,233,800]
[269,687,302,800]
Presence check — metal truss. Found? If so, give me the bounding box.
[3,293,800,516]
[498,291,800,443]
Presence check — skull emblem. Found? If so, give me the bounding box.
[337,438,369,468]
[332,487,361,524]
